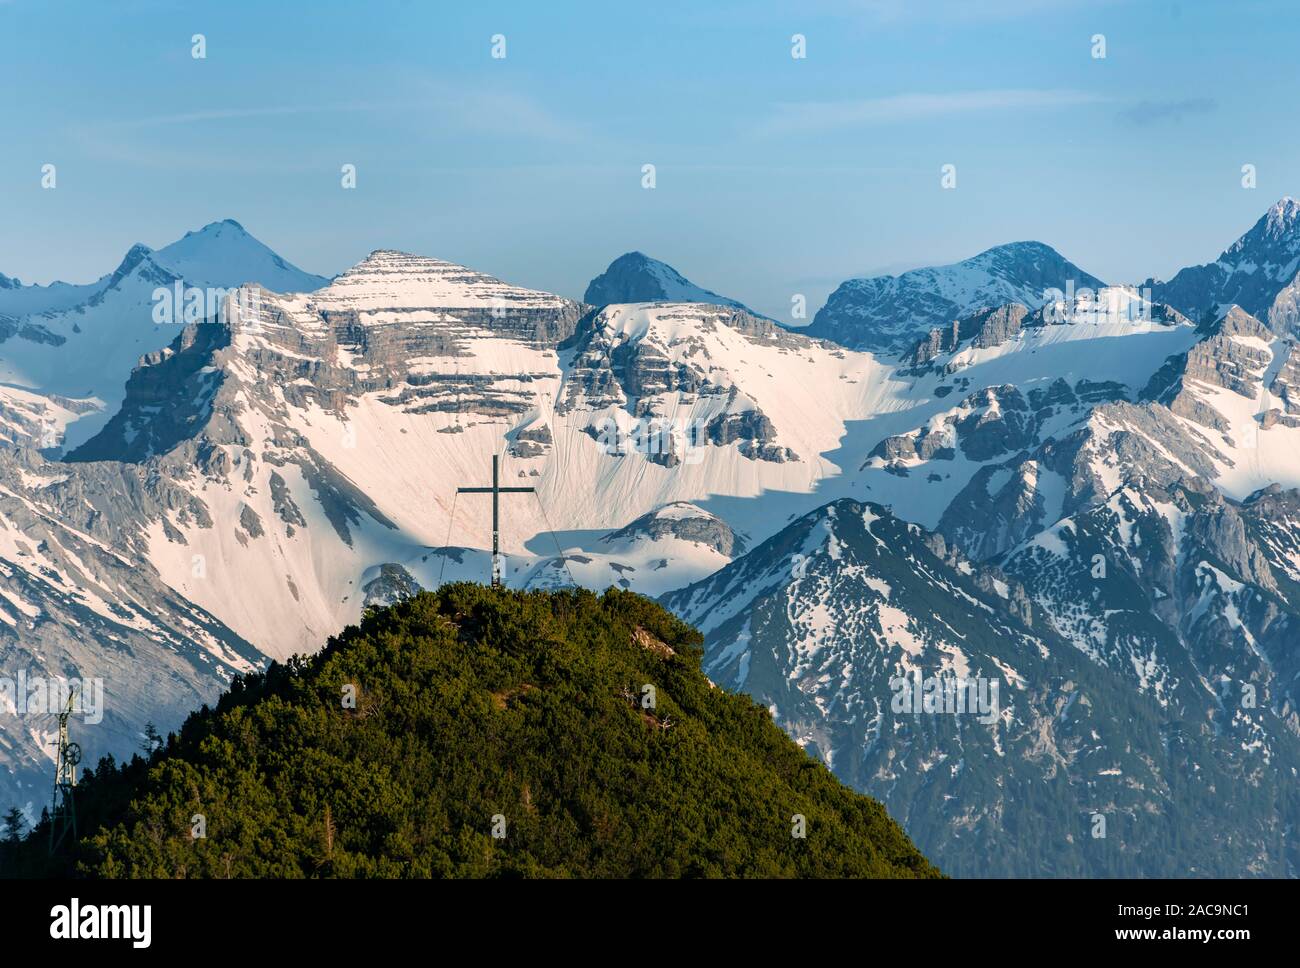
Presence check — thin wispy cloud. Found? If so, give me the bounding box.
[1116,97,1217,126]
[83,83,585,142]
[70,84,587,173]
[682,0,1126,27]
[753,89,1107,137]
[68,103,386,174]
[95,104,385,130]
[415,82,591,143]
[805,0,1127,25]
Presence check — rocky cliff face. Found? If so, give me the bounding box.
[908,303,1030,366]
[1141,306,1276,435]
[72,254,591,465]
[558,303,803,465]
[907,289,1192,372]
[0,447,264,818]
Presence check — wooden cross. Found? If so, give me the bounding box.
[457,453,534,588]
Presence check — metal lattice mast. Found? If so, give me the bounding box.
[48,691,80,855]
[456,453,534,588]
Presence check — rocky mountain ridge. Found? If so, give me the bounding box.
[4,206,1300,878]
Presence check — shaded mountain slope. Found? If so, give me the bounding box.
[663,498,1300,877]
[584,251,755,314]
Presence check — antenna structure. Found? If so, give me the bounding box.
[48,690,80,855]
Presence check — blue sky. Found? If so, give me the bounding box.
[2,0,1298,319]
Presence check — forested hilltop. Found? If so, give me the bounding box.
[2,585,938,879]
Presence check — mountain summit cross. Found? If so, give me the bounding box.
[457,453,535,588]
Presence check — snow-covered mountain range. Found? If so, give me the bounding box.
[0,220,328,455]
[3,204,1300,876]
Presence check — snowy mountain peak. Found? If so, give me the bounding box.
[1227,196,1300,256]
[1150,198,1300,331]
[807,240,1105,354]
[1263,196,1300,237]
[179,218,250,240]
[0,220,334,456]
[91,242,174,300]
[150,219,329,294]
[585,251,754,313]
[307,249,577,316]
[970,239,1057,261]
[111,242,158,276]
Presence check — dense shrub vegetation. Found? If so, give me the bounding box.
[3,585,938,879]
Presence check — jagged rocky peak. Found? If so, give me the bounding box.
[68,244,601,465]
[934,390,1235,563]
[807,240,1106,355]
[584,251,753,312]
[1261,195,1300,234]
[1148,197,1300,331]
[602,502,744,557]
[1232,195,1300,254]
[94,242,173,299]
[117,241,156,267]
[659,497,1187,879]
